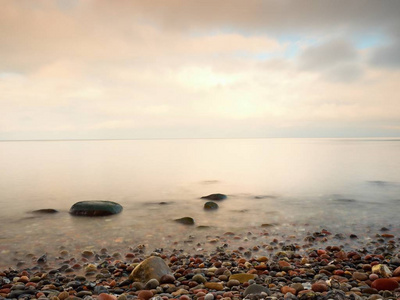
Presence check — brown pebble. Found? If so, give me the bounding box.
[137,290,153,300]
[204,282,224,291]
[311,282,328,292]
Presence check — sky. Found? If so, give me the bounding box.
[1,0,400,140]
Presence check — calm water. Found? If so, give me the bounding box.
[1,138,400,267]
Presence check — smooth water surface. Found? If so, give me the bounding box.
[1,138,400,267]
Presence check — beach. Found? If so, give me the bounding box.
[1,138,400,299]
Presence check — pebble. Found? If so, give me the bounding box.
[98,294,117,300]
[243,284,270,296]
[371,278,399,291]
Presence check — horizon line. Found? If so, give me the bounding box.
[1,136,400,142]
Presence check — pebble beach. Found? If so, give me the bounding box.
[2,221,400,300]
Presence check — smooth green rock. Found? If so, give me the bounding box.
[69,200,123,216]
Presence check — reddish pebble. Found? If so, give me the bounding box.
[278,261,290,268]
[180,296,190,300]
[281,286,297,294]
[311,283,328,293]
[98,294,117,300]
[138,290,153,300]
[393,266,400,277]
[371,278,399,291]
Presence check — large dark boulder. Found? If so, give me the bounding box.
[69,200,123,216]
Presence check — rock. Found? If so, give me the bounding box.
[201,193,227,201]
[69,200,123,216]
[371,264,392,277]
[204,293,214,300]
[98,294,117,300]
[129,256,172,283]
[137,290,153,300]
[393,266,400,277]
[31,209,59,214]
[229,273,257,283]
[282,286,297,295]
[174,217,195,225]
[192,274,206,283]
[204,201,219,210]
[371,278,399,291]
[159,274,175,284]
[353,272,369,281]
[243,284,270,296]
[227,279,240,287]
[204,282,224,291]
[144,278,159,289]
[311,282,328,292]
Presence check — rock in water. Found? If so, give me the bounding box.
[69,200,123,216]
[204,201,219,210]
[129,256,172,283]
[31,209,59,214]
[174,217,195,225]
[201,193,227,201]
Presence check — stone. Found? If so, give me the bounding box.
[281,286,297,295]
[31,209,59,214]
[243,284,270,296]
[226,279,240,287]
[192,274,206,283]
[393,266,400,277]
[311,282,328,292]
[174,217,195,225]
[204,202,219,210]
[137,290,153,300]
[201,193,227,201]
[129,256,172,283]
[160,274,175,284]
[144,278,159,289]
[204,282,224,291]
[98,294,117,300]
[371,278,399,291]
[229,273,257,283]
[371,264,392,277]
[353,272,369,281]
[69,200,123,216]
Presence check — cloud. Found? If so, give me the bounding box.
[298,39,364,82]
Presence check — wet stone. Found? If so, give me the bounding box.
[174,217,195,225]
[201,193,227,201]
[69,200,123,216]
[243,284,270,297]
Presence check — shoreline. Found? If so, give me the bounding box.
[1,227,399,300]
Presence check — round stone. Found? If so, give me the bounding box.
[69,200,123,216]
[371,278,399,291]
[243,284,270,297]
[204,201,219,210]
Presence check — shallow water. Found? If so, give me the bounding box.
[1,138,400,267]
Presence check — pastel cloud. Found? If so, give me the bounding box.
[0,0,399,139]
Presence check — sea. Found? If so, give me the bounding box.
[1,138,400,268]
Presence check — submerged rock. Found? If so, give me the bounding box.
[201,193,227,201]
[204,201,219,210]
[129,256,172,283]
[31,209,59,214]
[69,200,123,216]
[174,217,195,225]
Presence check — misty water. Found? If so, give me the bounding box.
[1,138,400,267]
